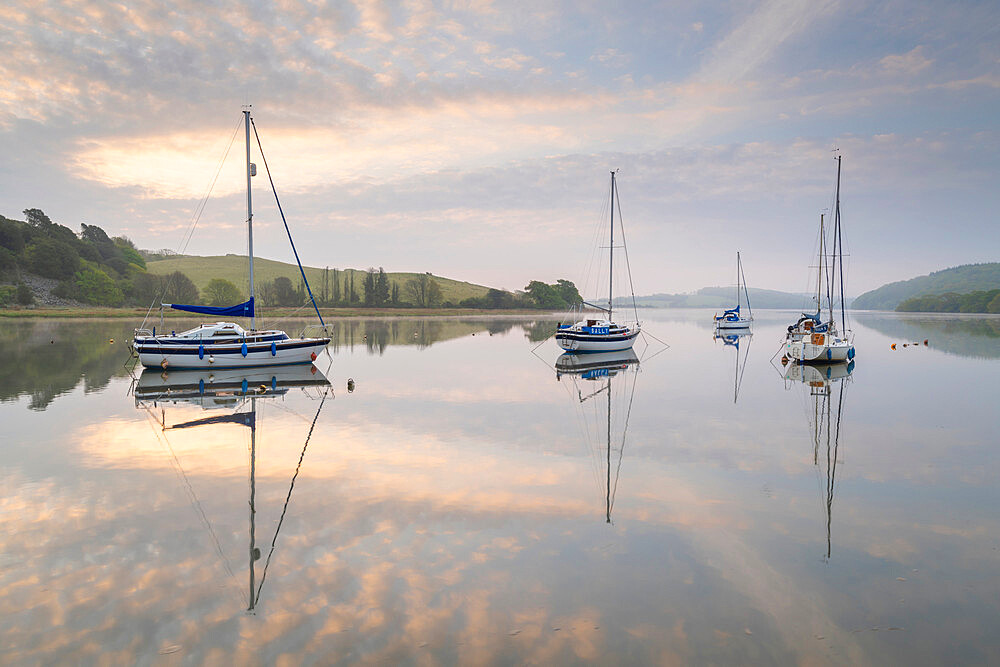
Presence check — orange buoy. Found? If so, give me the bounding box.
[890,343,896,350]
[310,352,317,361]
[924,339,929,346]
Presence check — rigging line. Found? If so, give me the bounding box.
[141,116,243,330]
[736,334,752,402]
[740,256,752,319]
[609,365,638,517]
[254,389,328,606]
[138,404,248,607]
[250,118,325,327]
[611,176,641,325]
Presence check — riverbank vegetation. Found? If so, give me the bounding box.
[896,289,1000,313]
[2,209,581,313]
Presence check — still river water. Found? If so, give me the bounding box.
[1,309,999,665]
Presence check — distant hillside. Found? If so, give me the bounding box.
[853,263,1000,311]
[620,287,839,309]
[146,255,490,305]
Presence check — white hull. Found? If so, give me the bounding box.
[555,327,640,353]
[136,339,329,370]
[784,337,853,364]
[715,318,752,330]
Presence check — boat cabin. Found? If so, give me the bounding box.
[173,322,248,339]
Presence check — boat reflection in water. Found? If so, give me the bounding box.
[714,330,752,404]
[555,349,640,524]
[133,365,332,612]
[783,359,854,560]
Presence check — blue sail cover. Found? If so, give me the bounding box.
[166,297,254,318]
[722,305,740,316]
[169,411,255,430]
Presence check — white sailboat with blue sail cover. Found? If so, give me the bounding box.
[555,171,641,353]
[714,251,752,330]
[132,108,330,370]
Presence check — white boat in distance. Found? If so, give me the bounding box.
[556,171,641,353]
[784,155,856,364]
[714,251,752,330]
[133,109,330,370]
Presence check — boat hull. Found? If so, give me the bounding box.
[555,328,640,353]
[784,337,854,364]
[134,337,330,369]
[715,318,752,330]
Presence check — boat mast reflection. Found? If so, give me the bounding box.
[714,330,752,403]
[555,349,640,524]
[133,366,331,611]
[783,360,854,560]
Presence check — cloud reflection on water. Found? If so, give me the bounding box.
[2,312,1000,663]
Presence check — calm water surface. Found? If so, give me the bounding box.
[1,310,999,664]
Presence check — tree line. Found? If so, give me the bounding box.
[1,208,583,311]
[896,289,1000,313]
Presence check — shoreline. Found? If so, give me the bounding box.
[0,307,565,320]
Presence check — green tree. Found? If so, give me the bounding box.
[554,279,582,306]
[363,268,377,306]
[426,278,442,307]
[113,237,146,269]
[80,223,119,261]
[73,267,125,306]
[0,217,25,253]
[162,271,199,304]
[524,280,566,309]
[273,276,298,306]
[23,208,53,228]
[16,283,34,305]
[987,292,1000,314]
[375,268,390,306]
[205,278,244,306]
[25,238,79,279]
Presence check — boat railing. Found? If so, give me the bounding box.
[134,327,155,338]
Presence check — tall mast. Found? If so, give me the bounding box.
[834,155,845,332]
[609,171,615,322]
[816,214,824,314]
[244,108,256,330]
[736,252,741,309]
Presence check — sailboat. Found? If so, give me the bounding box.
[714,252,752,330]
[555,348,639,523]
[556,171,641,353]
[133,365,331,611]
[133,108,330,369]
[784,155,856,364]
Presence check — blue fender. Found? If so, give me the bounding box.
[241,379,248,394]
[198,378,205,395]
[826,348,832,360]
[198,344,204,360]
[271,341,277,356]
[241,342,248,357]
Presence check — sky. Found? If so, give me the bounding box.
[1,0,998,296]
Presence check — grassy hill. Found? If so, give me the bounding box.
[853,263,1000,311]
[145,255,491,305]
